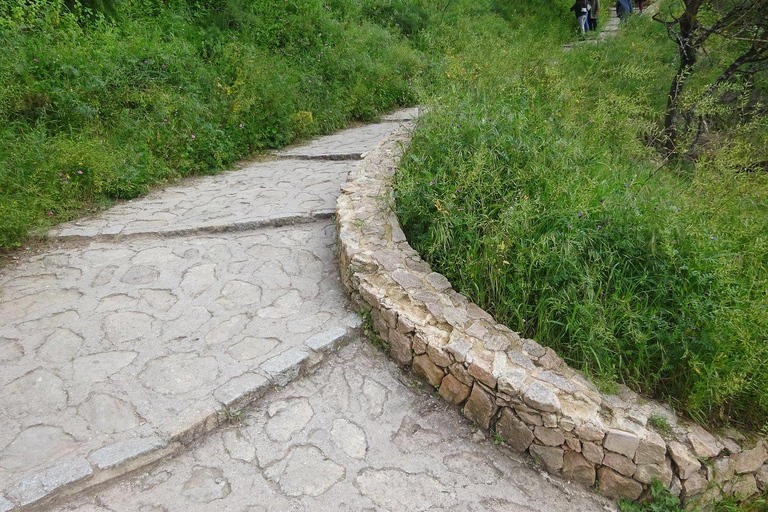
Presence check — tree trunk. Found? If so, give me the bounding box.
[662,0,703,156]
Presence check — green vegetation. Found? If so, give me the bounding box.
[0,0,424,247]
[648,415,672,437]
[361,310,391,353]
[619,479,768,512]
[619,480,684,512]
[394,2,768,430]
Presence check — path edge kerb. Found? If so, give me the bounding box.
[335,127,768,505]
[6,323,361,512]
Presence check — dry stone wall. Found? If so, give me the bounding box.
[335,126,768,506]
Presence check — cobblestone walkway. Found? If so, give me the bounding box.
[60,342,613,512]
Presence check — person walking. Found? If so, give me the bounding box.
[588,0,600,31]
[570,0,590,35]
[616,0,633,22]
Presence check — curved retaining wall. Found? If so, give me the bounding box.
[335,126,768,505]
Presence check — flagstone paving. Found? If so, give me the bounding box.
[59,341,614,512]
[0,111,416,510]
[47,159,354,240]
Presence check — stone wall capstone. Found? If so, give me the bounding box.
[335,125,768,506]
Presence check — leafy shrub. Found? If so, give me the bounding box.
[363,0,430,38]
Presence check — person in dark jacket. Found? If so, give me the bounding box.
[616,0,632,22]
[570,0,590,34]
[588,0,600,30]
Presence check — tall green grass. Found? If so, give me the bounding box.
[397,4,768,430]
[0,0,424,247]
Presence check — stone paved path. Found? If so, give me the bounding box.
[563,7,621,51]
[60,341,614,512]
[1,107,611,511]
[0,111,414,510]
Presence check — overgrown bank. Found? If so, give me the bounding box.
[395,3,767,432]
[0,0,423,247]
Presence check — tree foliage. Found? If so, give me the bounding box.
[654,0,767,157]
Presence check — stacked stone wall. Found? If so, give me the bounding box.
[335,127,768,505]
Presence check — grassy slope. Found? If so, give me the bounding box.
[0,0,422,247]
[397,1,767,430]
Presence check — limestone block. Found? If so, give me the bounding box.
[359,282,381,309]
[708,457,735,486]
[425,272,451,291]
[563,451,596,487]
[670,476,683,497]
[497,367,528,398]
[721,437,742,456]
[603,452,637,477]
[560,417,576,432]
[439,374,471,405]
[466,321,489,340]
[542,413,557,428]
[669,441,701,480]
[496,408,534,453]
[635,431,667,465]
[446,331,472,364]
[523,382,561,413]
[371,309,389,338]
[603,429,639,459]
[522,339,546,359]
[757,464,768,490]
[468,353,496,389]
[426,343,452,368]
[412,331,428,355]
[381,307,398,330]
[9,457,93,506]
[515,407,544,426]
[91,437,162,470]
[413,354,443,388]
[688,424,723,459]
[537,348,563,370]
[263,348,309,387]
[565,434,581,453]
[734,441,767,474]
[682,471,708,498]
[449,362,474,386]
[391,269,425,291]
[534,426,565,447]
[463,384,498,430]
[389,328,413,367]
[597,467,643,500]
[582,442,604,465]
[559,394,600,425]
[634,460,674,486]
[536,370,577,394]
[530,444,564,473]
[575,421,606,443]
[466,302,494,322]
[727,473,757,499]
[396,314,415,334]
